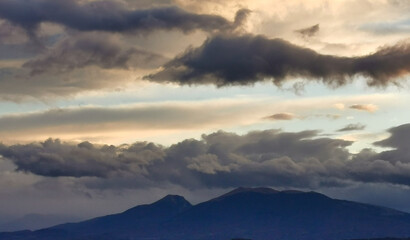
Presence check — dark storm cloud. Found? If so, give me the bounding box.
[23,33,168,75]
[0,139,165,178]
[0,1,250,100]
[0,31,169,100]
[337,123,366,132]
[0,0,249,34]
[338,124,410,186]
[146,34,410,87]
[295,24,319,38]
[2,124,410,189]
[371,123,410,166]
[375,123,410,150]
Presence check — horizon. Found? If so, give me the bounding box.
[0,0,410,236]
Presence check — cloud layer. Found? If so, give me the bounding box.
[2,124,410,189]
[0,100,262,142]
[295,24,320,38]
[349,104,379,112]
[264,113,296,120]
[23,33,168,75]
[147,34,410,87]
[337,123,366,132]
[0,0,249,35]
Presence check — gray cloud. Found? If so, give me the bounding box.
[0,32,169,100]
[0,65,133,101]
[349,104,378,112]
[0,129,351,189]
[295,24,319,38]
[0,0,249,35]
[337,123,366,132]
[375,123,410,149]
[264,113,296,120]
[0,139,163,178]
[146,34,410,87]
[0,42,42,60]
[0,1,250,100]
[339,124,410,186]
[373,123,410,165]
[2,124,410,190]
[0,21,27,44]
[0,21,45,59]
[22,33,168,75]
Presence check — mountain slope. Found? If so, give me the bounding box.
[161,188,410,240]
[1,188,410,240]
[0,195,192,240]
[54,194,192,235]
[0,214,81,232]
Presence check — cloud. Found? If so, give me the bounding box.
[0,21,45,60]
[0,129,351,189]
[2,124,410,190]
[0,93,392,141]
[374,123,410,153]
[295,24,320,38]
[0,0,249,35]
[264,112,296,120]
[0,100,262,142]
[349,104,378,112]
[0,66,135,101]
[146,34,410,87]
[337,123,366,132]
[322,114,342,120]
[22,33,168,75]
[264,112,340,121]
[0,21,27,45]
[0,139,164,178]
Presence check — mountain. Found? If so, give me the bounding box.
[0,214,81,232]
[52,194,192,237]
[1,187,410,240]
[353,239,410,240]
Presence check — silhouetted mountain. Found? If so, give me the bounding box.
[51,194,192,239]
[1,187,410,240]
[0,214,81,232]
[352,238,410,240]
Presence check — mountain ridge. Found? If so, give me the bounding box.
[1,187,410,240]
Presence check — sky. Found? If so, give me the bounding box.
[0,0,410,225]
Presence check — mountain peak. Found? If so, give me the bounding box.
[122,194,192,216]
[214,187,279,200]
[231,187,280,194]
[153,194,192,208]
[157,194,187,201]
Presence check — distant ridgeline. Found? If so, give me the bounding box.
[352,238,410,240]
[230,236,410,239]
[1,187,410,240]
